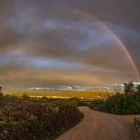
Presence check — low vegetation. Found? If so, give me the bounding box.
[89,82,140,115]
[1,82,140,139]
[0,96,83,140]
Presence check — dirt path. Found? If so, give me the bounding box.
[56,107,135,140]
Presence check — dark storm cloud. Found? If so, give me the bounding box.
[106,22,140,73]
[67,0,140,29]
[0,0,139,91]
[71,0,140,74]
[0,27,20,53]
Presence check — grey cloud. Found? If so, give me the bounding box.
[0,0,139,91]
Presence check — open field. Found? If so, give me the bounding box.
[7,91,115,99]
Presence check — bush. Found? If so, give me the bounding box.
[0,97,83,140]
[89,99,105,111]
[90,93,140,115]
[89,83,140,115]
[107,94,140,114]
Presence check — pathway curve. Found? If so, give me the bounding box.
[56,107,135,140]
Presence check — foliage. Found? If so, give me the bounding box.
[0,92,3,97]
[136,85,140,95]
[123,81,135,95]
[89,99,105,111]
[103,94,140,114]
[0,86,3,97]
[0,96,83,140]
[90,84,140,115]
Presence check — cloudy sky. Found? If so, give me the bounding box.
[0,0,140,91]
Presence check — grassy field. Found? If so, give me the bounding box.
[7,91,115,99]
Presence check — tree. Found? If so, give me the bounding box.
[123,82,135,95]
[0,86,3,96]
[136,85,140,95]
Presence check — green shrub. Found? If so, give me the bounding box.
[89,99,105,111]
[90,93,140,115]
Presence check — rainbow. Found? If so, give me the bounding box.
[102,24,140,81]
[72,8,140,81]
[108,31,140,81]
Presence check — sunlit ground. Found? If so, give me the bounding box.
[7,91,115,99]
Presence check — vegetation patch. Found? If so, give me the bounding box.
[0,96,83,140]
[89,82,140,115]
